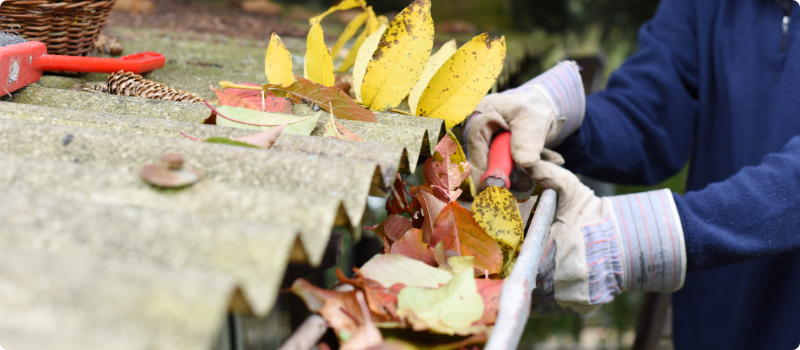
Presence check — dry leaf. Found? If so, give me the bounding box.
[386,174,410,216]
[268,76,377,122]
[211,86,292,113]
[353,23,388,102]
[208,102,320,134]
[470,186,524,276]
[396,269,485,336]
[229,123,288,149]
[417,186,447,243]
[390,228,436,266]
[305,22,336,86]
[339,7,380,73]
[382,215,414,242]
[291,278,389,334]
[341,291,384,350]
[361,0,435,111]
[336,269,401,319]
[416,34,506,128]
[474,279,503,326]
[359,254,452,289]
[408,39,457,114]
[429,203,503,275]
[423,136,471,201]
[265,33,295,87]
[331,11,369,59]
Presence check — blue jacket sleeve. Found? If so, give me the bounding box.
[676,136,800,272]
[555,0,700,185]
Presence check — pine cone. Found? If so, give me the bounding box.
[106,71,202,103]
[74,83,109,94]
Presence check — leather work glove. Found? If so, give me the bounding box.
[464,61,586,189]
[530,161,688,316]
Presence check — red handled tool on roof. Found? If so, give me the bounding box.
[0,33,165,95]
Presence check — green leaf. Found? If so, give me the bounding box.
[397,268,485,335]
[214,105,320,135]
[359,254,453,288]
[205,138,261,148]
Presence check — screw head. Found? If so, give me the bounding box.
[160,153,184,170]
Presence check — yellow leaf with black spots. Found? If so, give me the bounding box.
[353,23,388,102]
[361,0,435,111]
[409,39,457,115]
[417,34,506,128]
[470,185,523,275]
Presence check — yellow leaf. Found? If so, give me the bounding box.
[377,15,389,26]
[337,7,379,73]
[416,34,506,128]
[409,39,457,115]
[304,22,335,86]
[470,185,524,276]
[361,0,435,111]
[353,23,388,102]
[330,11,368,59]
[265,33,294,87]
[309,0,366,25]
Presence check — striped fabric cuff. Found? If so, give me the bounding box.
[607,189,687,292]
[583,217,624,304]
[502,61,586,147]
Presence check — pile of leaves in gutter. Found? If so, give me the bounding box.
[185,0,505,150]
[290,136,530,350]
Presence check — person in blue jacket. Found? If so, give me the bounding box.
[465,0,800,348]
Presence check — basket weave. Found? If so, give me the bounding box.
[0,0,117,56]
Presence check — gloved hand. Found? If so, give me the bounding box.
[529,161,687,316]
[464,61,586,189]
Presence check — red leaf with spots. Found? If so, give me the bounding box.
[429,202,503,275]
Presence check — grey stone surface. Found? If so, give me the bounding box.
[0,118,382,225]
[0,153,344,266]
[0,187,297,315]
[0,245,235,350]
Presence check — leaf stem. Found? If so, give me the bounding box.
[218,81,264,91]
[328,98,342,138]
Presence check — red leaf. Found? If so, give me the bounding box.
[269,76,377,122]
[429,203,503,275]
[291,278,391,333]
[417,186,447,243]
[212,85,293,113]
[390,228,437,266]
[336,269,401,320]
[386,174,410,216]
[423,137,471,201]
[474,279,503,326]
[383,215,413,242]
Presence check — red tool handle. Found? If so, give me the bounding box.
[33,51,166,74]
[481,131,514,189]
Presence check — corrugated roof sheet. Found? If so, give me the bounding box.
[0,27,447,348]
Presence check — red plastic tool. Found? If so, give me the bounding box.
[0,40,165,95]
[481,131,514,189]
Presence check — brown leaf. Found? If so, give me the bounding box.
[291,278,390,334]
[212,84,292,113]
[386,174,410,216]
[337,269,401,320]
[417,186,447,243]
[340,291,384,350]
[268,76,377,122]
[383,215,413,242]
[336,74,354,96]
[473,279,503,326]
[429,203,503,275]
[423,137,471,201]
[390,228,436,266]
[230,122,288,148]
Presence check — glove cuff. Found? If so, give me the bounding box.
[607,189,687,292]
[502,61,586,148]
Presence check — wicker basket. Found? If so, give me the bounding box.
[0,0,117,56]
